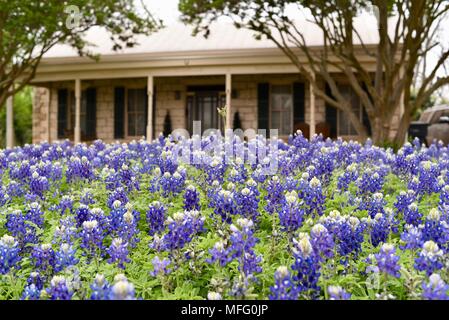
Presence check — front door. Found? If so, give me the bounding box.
[187,89,225,135]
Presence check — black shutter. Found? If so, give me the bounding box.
[293,82,305,126]
[152,87,157,138]
[114,87,125,139]
[57,89,68,139]
[85,88,96,140]
[257,83,270,135]
[325,84,337,138]
[144,87,148,135]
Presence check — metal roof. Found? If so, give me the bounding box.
[44,16,382,59]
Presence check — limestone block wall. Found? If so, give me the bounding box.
[32,87,50,143]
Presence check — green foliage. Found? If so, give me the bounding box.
[0,0,161,108]
[0,86,32,148]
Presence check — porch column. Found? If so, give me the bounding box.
[225,73,232,130]
[146,75,154,142]
[74,78,81,144]
[309,73,316,137]
[6,94,14,148]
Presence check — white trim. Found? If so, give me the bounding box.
[225,73,232,130]
[147,75,154,141]
[74,79,81,144]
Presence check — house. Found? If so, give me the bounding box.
[30,19,403,144]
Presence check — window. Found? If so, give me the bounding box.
[270,85,293,136]
[127,89,147,137]
[337,85,362,136]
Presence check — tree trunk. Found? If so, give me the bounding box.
[394,111,411,146]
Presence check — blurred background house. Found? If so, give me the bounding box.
[30,19,398,144]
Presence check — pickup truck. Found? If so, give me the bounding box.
[409,105,449,146]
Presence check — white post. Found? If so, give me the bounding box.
[74,79,81,144]
[6,94,14,148]
[146,75,154,142]
[225,73,232,130]
[309,73,316,137]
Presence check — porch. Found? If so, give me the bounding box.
[32,73,364,144]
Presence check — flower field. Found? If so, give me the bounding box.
[1,132,449,300]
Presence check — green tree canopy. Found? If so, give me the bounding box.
[0,0,161,109]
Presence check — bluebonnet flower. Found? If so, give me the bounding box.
[421,208,449,248]
[358,169,384,195]
[334,216,366,258]
[107,187,129,208]
[147,201,166,236]
[310,223,334,260]
[80,188,95,205]
[118,209,140,248]
[207,292,222,300]
[29,171,49,198]
[375,243,401,278]
[327,285,351,300]
[278,191,304,234]
[400,224,424,250]
[160,170,185,197]
[184,184,201,211]
[25,202,44,228]
[149,167,162,193]
[269,266,297,300]
[150,256,172,276]
[227,219,262,276]
[53,216,77,245]
[80,220,105,259]
[415,241,444,276]
[362,192,386,219]
[369,213,391,247]
[109,274,136,300]
[66,156,94,182]
[213,189,237,223]
[31,243,56,274]
[54,243,79,272]
[236,187,259,221]
[58,195,74,215]
[337,163,358,192]
[26,272,45,291]
[207,240,229,266]
[265,176,284,215]
[403,202,422,226]
[205,157,226,184]
[0,234,21,274]
[45,275,73,300]
[303,177,325,217]
[107,238,130,269]
[160,210,205,252]
[394,190,416,215]
[74,204,90,228]
[119,163,140,191]
[0,186,10,206]
[90,274,111,300]
[291,236,321,297]
[21,284,41,300]
[411,160,440,195]
[422,274,449,300]
[107,200,127,234]
[440,184,449,214]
